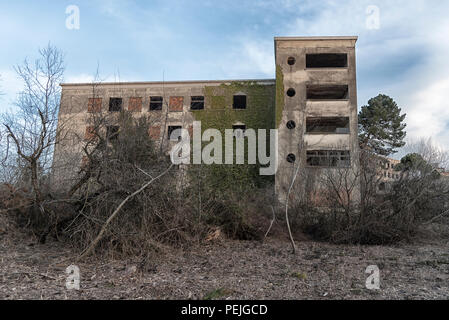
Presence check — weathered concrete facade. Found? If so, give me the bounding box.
[274,37,360,203]
[53,36,361,203]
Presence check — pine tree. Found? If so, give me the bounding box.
[358,94,407,156]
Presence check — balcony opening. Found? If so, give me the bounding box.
[233,95,247,109]
[306,85,348,100]
[306,150,351,167]
[109,98,123,112]
[306,117,350,134]
[149,96,163,111]
[306,53,348,68]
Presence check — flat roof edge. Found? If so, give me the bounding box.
[61,78,276,87]
[274,36,358,41]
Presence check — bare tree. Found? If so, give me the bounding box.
[2,44,65,204]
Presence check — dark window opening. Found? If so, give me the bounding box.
[191,96,205,110]
[306,53,348,68]
[150,96,163,111]
[287,120,296,130]
[287,154,296,163]
[109,98,123,112]
[306,85,348,100]
[306,117,350,134]
[233,125,246,138]
[379,182,386,191]
[287,57,296,66]
[168,125,182,141]
[306,150,351,167]
[287,88,296,97]
[233,95,247,109]
[106,125,120,141]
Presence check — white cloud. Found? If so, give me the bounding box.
[281,0,449,150]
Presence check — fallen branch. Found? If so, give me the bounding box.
[77,163,173,261]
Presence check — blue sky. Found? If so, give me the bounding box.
[1,0,449,152]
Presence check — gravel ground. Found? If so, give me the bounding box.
[0,230,448,300]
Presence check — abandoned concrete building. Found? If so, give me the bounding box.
[53,36,361,203]
[377,157,402,193]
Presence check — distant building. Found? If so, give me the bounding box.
[377,157,401,192]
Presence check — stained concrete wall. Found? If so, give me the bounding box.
[52,79,275,187]
[274,37,361,204]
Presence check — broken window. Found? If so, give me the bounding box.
[168,125,182,141]
[109,98,123,112]
[150,96,163,111]
[232,124,246,138]
[191,96,204,110]
[233,95,247,109]
[306,85,349,100]
[379,182,386,191]
[106,125,120,141]
[306,150,351,167]
[306,117,350,134]
[306,53,348,68]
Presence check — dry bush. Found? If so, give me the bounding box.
[292,145,449,245]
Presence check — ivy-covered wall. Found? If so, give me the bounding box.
[192,81,276,133]
[275,65,285,128]
[190,81,277,190]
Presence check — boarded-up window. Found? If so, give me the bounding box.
[88,98,102,113]
[307,150,351,167]
[128,97,142,112]
[149,126,161,140]
[84,126,96,141]
[81,156,90,169]
[169,96,184,112]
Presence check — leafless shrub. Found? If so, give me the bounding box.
[292,142,449,245]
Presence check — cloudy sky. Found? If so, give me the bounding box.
[0,0,448,152]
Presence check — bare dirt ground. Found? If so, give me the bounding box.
[0,227,448,300]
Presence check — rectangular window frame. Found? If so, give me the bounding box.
[109,98,123,112]
[190,96,205,110]
[306,117,350,134]
[306,53,348,69]
[149,96,163,111]
[306,150,351,168]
